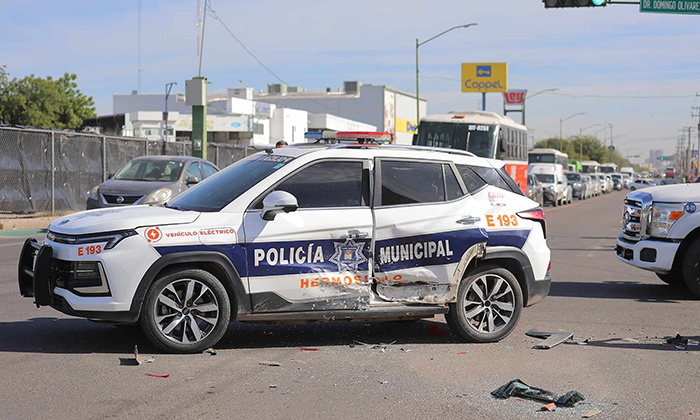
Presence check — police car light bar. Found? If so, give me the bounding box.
[304,131,393,144]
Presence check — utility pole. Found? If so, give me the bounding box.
[693,106,700,178]
[609,123,614,163]
[188,0,208,159]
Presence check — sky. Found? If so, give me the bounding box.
[1,0,699,161]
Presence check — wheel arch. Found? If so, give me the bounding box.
[671,227,700,274]
[130,251,250,320]
[479,247,539,307]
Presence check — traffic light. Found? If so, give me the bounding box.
[544,0,607,7]
[658,156,666,161]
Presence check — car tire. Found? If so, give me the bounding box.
[140,269,231,353]
[681,238,700,297]
[630,187,636,191]
[446,265,523,343]
[655,271,686,287]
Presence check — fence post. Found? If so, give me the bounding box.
[51,130,55,214]
[144,138,149,156]
[102,136,107,182]
[215,144,219,167]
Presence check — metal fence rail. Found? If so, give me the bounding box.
[0,127,256,214]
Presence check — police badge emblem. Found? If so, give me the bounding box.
[330,238,368,272]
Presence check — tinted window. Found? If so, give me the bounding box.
[186,163,202,181]
[456,164,487,194]
[566,173,581,181]
[472,166,511,192]
[535,174,555,183]
[381,161,444,205]
[201,163,218,179]
[444,164,464,201]
[168,153,294,212]
[273,161,366,209]
[496,166,524,195]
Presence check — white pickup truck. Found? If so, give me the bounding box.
[616,183,700,296]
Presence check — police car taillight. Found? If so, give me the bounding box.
[517,208,547,239]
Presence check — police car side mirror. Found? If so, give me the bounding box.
[261,191,298,221]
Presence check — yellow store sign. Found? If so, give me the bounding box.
[461,63,508,93]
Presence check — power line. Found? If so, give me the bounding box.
[205,2,338,114]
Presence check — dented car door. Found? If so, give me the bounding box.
[372,158,488,303]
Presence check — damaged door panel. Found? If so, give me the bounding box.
[372,159,488,303]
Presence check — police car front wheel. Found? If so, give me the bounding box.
[140,269,231,353]
[446,265,523,343]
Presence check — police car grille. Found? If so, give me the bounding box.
[623,199,642,240]
[102,194,142,204]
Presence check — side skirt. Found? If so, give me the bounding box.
[237,304,447,323]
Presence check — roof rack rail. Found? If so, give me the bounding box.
[327,143,477,157]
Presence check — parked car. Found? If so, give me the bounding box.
[86,156,219,209]
[660,178,680,186]
[565,172,589,200]
[588,175,601,196]
[530,163,571,206]
[19,136,552,353]
[526,174,544,206]
[581,175,595,198]
[629,178,658,191]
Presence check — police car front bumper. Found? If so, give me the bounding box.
[615,234,679,273]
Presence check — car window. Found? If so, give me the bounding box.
[201,163,218,179]
[566,173,580,181]
[270,161,367,209]
[456,165,487,193]
[169,153,295,212]
[471,166,512,192]
[114,159,184,182]
[381,161,444,205]
[186,163,202,181]
[444,164,464,201]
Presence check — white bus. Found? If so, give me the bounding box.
[581,160,600,174]
[599,163,618,174]
[414,111,528,192]
[528,148,569,167]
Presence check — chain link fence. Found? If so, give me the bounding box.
[0,127,256,214]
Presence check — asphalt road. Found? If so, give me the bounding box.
[1,191,699,420]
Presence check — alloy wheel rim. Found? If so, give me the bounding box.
[463,274,515,334]
[154,279,219,344]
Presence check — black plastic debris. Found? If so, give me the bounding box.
[666,334,698,347]
[491,379,586,408]
[526,329,573,350]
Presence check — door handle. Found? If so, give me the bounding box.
[341,230,369,239]
[456,216,481,225]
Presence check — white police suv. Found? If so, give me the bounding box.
[19,133,551,353]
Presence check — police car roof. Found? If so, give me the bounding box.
[268,142,498,168]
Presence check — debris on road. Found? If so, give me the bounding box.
[666,333,699,347]
[427,323,449,337]
[204,348,217,356]
[457,351,467,355]
[299,347,319,351]
[145,373,170,378]
[491,378,586,408]
[119,345,155,366]
[351,340,395,352]
[577,339,589,346]
[541,403,556,412]
[378,380,388,384]
[269,384,278,389]
[526,329,574,350]
[583,409,602,418]
[259,361,282,367]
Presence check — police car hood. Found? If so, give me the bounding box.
[645,183,700,203]
[49,205,200,235]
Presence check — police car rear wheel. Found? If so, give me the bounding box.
[141,269,231,353]
[446,265,523,343]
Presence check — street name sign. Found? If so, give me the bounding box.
[640,0,700,14]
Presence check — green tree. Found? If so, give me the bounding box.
[0,66,96,129]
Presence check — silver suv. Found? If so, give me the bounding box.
[86,156,219,209]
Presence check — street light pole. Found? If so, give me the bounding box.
[559,112,586,151]
[523,88,558,126]
[163,82,177,143]
[579,123,602,161]
[415,23,478,125]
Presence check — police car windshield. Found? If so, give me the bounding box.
[167,153,294,212]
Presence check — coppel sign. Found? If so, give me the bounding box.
[461,63,508,93]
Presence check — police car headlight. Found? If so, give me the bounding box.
[88,186,99,200]
[144,188,173,204]
[47,230,137,249]
[649,204,684,238]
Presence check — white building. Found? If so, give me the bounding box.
[255,81,427,145]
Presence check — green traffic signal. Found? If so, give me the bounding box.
[592,0,606,4]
